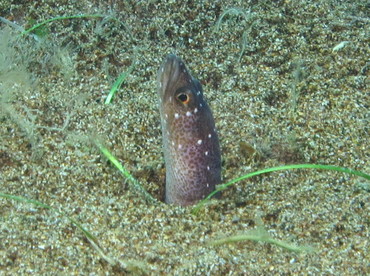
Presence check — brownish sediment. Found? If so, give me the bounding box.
[0,0,368,274]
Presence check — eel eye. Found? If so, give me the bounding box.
[177,93,190,104]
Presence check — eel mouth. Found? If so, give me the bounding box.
[157,54,183,100]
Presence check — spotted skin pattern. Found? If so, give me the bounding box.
[157,54,221,206]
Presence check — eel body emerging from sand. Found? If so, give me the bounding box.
[157,54,221,206]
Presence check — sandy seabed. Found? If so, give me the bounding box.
[0,0,369,275]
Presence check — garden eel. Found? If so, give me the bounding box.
[157,54,221,206]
